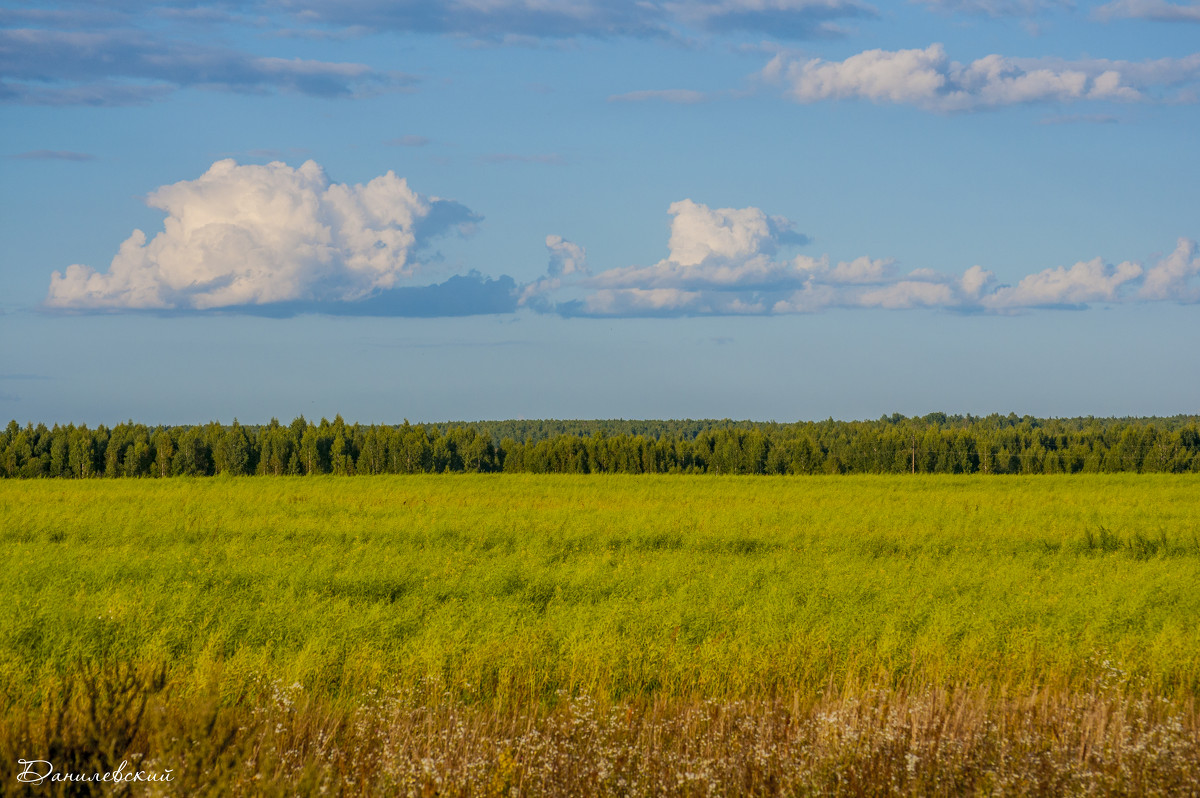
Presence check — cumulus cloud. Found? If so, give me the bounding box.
[762,44,1200,111]
[535,199,1198,317]
[519,235,590,308]
[1139,238,1200,301]
[584,199,811,296]
[45,159,484,312]
[668,199,806,264]
[546,235,589,277]
[816,255,895,283]
[45,173,1200,319]
[855,280,958,309]
[555,199,962,316]
[981,258,1143,309]
[555,199,980,315]
[960,264,997,299]
[1095,0,1200,21]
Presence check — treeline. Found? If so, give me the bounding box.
[4,414,1200,478]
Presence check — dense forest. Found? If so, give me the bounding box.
[3,414,1200,478]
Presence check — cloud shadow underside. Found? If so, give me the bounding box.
[215,272,518,318]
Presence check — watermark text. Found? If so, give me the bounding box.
[16,759,174,786]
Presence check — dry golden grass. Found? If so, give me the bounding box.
[2,665,1198,797]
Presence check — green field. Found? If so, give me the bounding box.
[2,475,1198,795]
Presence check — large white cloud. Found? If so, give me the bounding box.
[762,45,1200,111]
[46,159,476,310]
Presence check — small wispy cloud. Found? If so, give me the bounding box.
[0,28,418,106]
[608,89,707,103]
[1094,0,1200,22]
[915,0,1072,18]
[480,153,564,165]
[1038,113,1120,124]
[10,149,95,161]
[264,0,877,42]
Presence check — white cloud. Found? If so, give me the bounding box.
[540,199,1198,317]
[51,174,1200,318]
[854,280,958,308]
[763,45,1200,111]
[960,264,997,298]
[1095,0,1200,22]
[765,45,951,106]
[546,235,589,278]
[667,199,784,265]
[982,257,1143,309]
[1140,238,1200,301]
[769,282,841,313]
[581,288,704,315]
[768,267,988,313]
[580,288,776,316]
[825,255,894,283]
[557,199,986,315]
[520,235,590,306]
[46,159,474,310]
[589,199,810,292]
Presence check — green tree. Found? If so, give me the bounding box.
[153,429,174,477]
[68,425,96,478]
[217,421,251,475]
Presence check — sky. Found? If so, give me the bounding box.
[1,0,1197,425]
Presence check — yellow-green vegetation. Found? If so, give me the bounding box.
[3,475,1199,702]
[1,475,1198,796]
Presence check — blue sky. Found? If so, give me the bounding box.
[1,0,1197,424]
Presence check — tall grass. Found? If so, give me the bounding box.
[1,475,1198,794]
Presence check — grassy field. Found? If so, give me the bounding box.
[1,475,1198,795]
